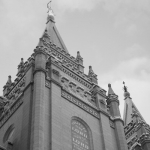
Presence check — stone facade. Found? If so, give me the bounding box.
[0,10,149,150]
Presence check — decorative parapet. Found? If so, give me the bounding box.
[124,120,135,135]
[48,55,93,89]
[139,133,150,145]
[41,38,98,87]
[127,133,150,150]
[0,76,25,123]
[0,95,23,128]
[6,77,26,100]
[61,91,99,118]
[127,135,138,148]
[60,76,96,107]
[3,53,33,97]
[125,118,150,140]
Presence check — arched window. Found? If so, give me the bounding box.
[3,124,15,143]
[71,117,94,150]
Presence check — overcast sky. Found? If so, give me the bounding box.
[0,0,150,124]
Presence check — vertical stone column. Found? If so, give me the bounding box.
[92,85,114,150]
[107,84,128,150]
[30,46,47,150]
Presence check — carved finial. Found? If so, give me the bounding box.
[77,51,80,57]
[7,76,12,85]
[108,83,111,88]
[88,66,94,76]
[108,83,116,95]
[88,66,97,84]
[76,51,83,62]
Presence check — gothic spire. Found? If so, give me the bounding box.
[108,83,115,96]
[123,82,146,126]
[37,1,69,53]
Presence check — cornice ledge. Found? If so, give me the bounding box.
[34,47,47,56]
[110,116,124,125]
[48,78,61,87]
[107,98,120,105]
[98,108,110,117]
[61,89,99,111]
[62,64,92,86]
[33,67,47,75]
[51,60,62,70]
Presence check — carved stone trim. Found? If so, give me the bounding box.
[42,39,78,68]
[110,120,115,128]
[0,96,23,128]
[33,68,47,75]
[52,69,60,76]
[7,77,26,100]
[45,80,50,88]
[42,41,94,89]
[61,91,99,118]
[0,145,6,150]
[61,66,92,89]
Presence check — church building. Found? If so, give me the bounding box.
[0,4,150,150]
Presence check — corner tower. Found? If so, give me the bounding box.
[0,3,130,150]
[123,82,150,150]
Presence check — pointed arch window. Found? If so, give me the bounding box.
[71,117,94,150]
[3,124,15,143]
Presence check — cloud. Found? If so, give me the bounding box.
[54,0,150,13]
[97,43,150,123]
[98,43,150,85]
[119,44,147,61]
[99,57,150,84]
[54,0,150,36]
[54,0,101,12]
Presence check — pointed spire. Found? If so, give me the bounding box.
[20,58,24,66]
[123,81,130,99]
[108,83,115,95]
[17,58,24,75]
[88,66,98,84]
[76,51,84,73]
[3,75,12,96]
[76,51,83,64]
[88,66,95,77]
[6,76,12,86]
[76,51,82,59]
